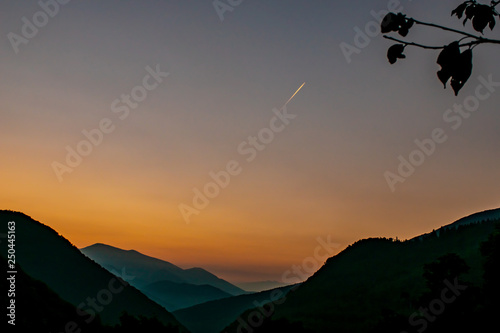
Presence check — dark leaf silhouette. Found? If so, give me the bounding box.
[454,2,497,32]
[450,49,473,95]
[436,42,460,88]
[398,18,414,37]
[451,2,469,19]
[437,42,460,66]
[398,27,409,37]
[387,44,406,64]
[381,12,399,33]
[473,5,496,33]
[464,3,477,25]
[436,42,472,95]
[437,70,452,88]
[382,1,499,95]
[381,12,414,36]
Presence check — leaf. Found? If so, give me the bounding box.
[472,15,488,33]
[451,2,469,19]
[450,49,473,96]
[463,4,476,25]
[459,4,497,32]
[381,13,398,33]
[398,18,414,37]
[406,18,414,29]
[437,42,460,68]
[381,12,414,36]
[387,44,406,64]
[472,5,494,33]
[398,27,409,37]
[465,5,476,20]
[437,70,452,88]
[451,77,467,95]
[436,43,473,94]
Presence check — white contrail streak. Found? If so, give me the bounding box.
[282,82,306,108]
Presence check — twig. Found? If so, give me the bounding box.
[412,18,480,39]
[384,29,500,49]
[383,35,445,49]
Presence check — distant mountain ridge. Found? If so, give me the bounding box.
[81,243,247,296]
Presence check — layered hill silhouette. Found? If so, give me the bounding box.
[173,284,297,333]
[142,280,232,311]
[223,208,500,333]
[81,243,246,295]
[80,243,247,311]
[2,207,498,332]
[0,210,187,331]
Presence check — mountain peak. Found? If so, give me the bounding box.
[448,207,500,229]
[80,243,247,296]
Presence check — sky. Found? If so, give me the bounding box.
[1,0,500,283]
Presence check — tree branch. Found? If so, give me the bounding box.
[383,35,445,49]
[412,18,480,39]
[383,35,500,49]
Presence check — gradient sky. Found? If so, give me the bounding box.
[1,0,499,283]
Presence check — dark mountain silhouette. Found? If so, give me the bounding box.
[0,256,103,331]
[3,206,498,332]
[172,284,297,333]
[223,208,500,333]
[142,280,232,311]
[0,256,187,332]
[0,210,187,331]
[81,243,247,296]
[444,208,500,229]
